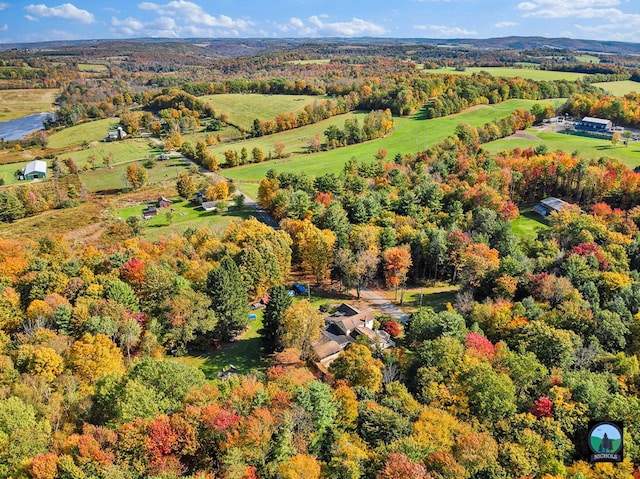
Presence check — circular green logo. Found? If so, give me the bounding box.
[589,423,622,455]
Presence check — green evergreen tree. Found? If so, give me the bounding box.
[206,256,249,342]
[260,284,292,354]
[0,191,25,223]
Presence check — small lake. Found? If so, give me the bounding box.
[0,112,53,141]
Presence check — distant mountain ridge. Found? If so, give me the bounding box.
[1,36,640,56]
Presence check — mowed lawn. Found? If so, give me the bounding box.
[175,312,266,379]
[198,93,329,131]
[592,80,640,96]
[224,99,551,184]
[423,66,587,82]
[484,130,640,169]
[115,197,257,241]
[511,208,549,239]
[0,88,59,122]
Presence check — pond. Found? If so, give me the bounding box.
[0,112,53,141]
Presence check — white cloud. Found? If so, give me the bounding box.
[283,15,386,36]
[0,24,7,31]
[413,24,477,36]
[0,3,8,11]
[495,21,519,28]
[25,14,37,22]
[24,3,95,24]
[516,0,624,18]
[111,15,181,37]
[137,1,252,30]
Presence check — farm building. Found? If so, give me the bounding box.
[158,196,173,208]
[106,127,127,142]
[533,197,575,217]
[142,205,158,219]
[575,116,613,133]
[201,201,218,212]
[19,160,47,180]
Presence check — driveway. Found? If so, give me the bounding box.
[359,288,410,324]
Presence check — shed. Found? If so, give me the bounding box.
[158,196,173,208]
[20,160,47,180]
[202,201,218,212]
[142,205,158,219]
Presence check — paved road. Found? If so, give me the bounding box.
[359,288,410,324]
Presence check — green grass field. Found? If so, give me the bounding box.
[197,93,329,131]
[77,63,109,72]
[223,99,551,184]
[115,197,257,241]
[175,312,266,379]
[63,138,162,169]
[592,80,640,96]
[0,88,59,122]
[484,129,640,169]
[424,66,587,82]
[0,160,31,186]
[47,118,119,149]
[511,209,549,239]
[208,111,368,160]
[80,157,192,193]
[576,55,601,64]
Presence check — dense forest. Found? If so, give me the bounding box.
[4,37,640,479]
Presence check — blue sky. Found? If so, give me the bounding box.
[0,0,639,44]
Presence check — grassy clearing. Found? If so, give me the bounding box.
[511,209,549,239]
[576,55,601,64]
[592,80,640,96]
[63,138,161,168]
[77,63,108,72]
[0,88,59,122]
[175,313,266,379]
[376,285,459,314]
[484,129,640,169]
[208,111,368,160]
[47,118,120,149]
[223,99,550,182]
[114,198,257,241]
[0,160,31,185]
[80,157,191,193]
[0,200,104,240]
[197,93,328,131]
[424,66,587,82]
[286,59,331,65]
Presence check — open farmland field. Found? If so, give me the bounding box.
[197,93,329,130]
[484,129,640,169]
[77,63,109,72]
[47,118,119,149]
[62,137,162,169]
[0,88,59,122]
[575,55,601,63]
[208,111,368,159]
[223,99,551,185]
[80,157,192,193]
[424,66,587,81]
[592,80,640,96]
